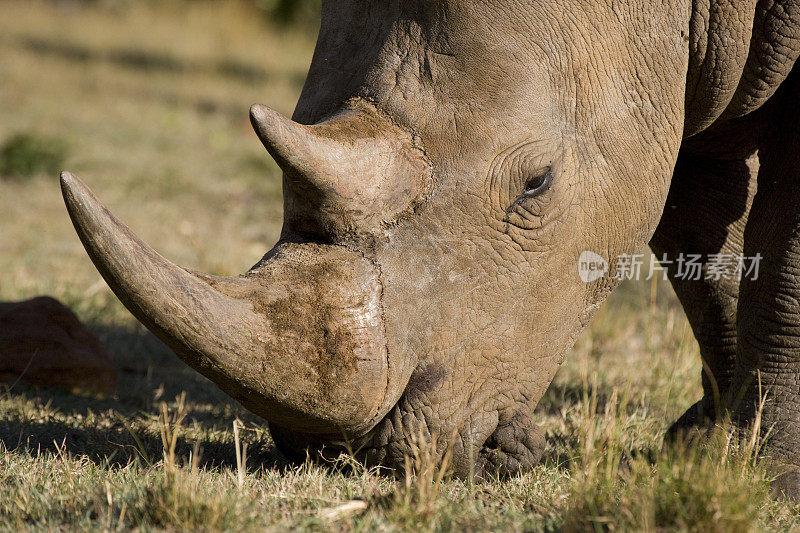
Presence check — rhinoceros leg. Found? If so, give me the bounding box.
[650,149,756,434]
[731,76,800,500]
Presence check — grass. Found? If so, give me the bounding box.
[0,133,68,180]
[0,0,799,530]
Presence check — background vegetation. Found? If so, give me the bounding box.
[0,0,798,530]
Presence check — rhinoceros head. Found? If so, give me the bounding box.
[62,1,689,475]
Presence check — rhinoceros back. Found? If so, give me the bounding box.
[685,0,800,136]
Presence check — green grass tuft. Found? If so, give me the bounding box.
[563,383,776,532]
[0,133,68,180]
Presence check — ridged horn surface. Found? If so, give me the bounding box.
[249,103,431,233]
[60,171,391,436]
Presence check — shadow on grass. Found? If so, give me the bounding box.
[0,411,288,472]
[1,321,661,476]
[0,323,289,472]
[536,379,663,470]
[536,380,614,416]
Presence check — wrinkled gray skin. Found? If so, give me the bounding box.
[61,0,800,495]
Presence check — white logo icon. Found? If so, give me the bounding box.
[578,251,608,283]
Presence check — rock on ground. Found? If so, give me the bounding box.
[0,296,117,394]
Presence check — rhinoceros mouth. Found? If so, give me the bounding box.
[60,171,394,436]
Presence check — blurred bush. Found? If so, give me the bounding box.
[53,0,321,25]
[253,0,320,24]
[0,134,68,181]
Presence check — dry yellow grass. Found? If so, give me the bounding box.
[0,0,311,294]
[1,1,799,530]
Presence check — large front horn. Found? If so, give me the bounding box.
[61,172,391,436]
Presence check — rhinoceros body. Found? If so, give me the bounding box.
[61,0,800,494]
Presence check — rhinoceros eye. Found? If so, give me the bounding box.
[522,167,553,197]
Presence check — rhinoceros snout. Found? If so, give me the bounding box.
[60,172,403,437]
